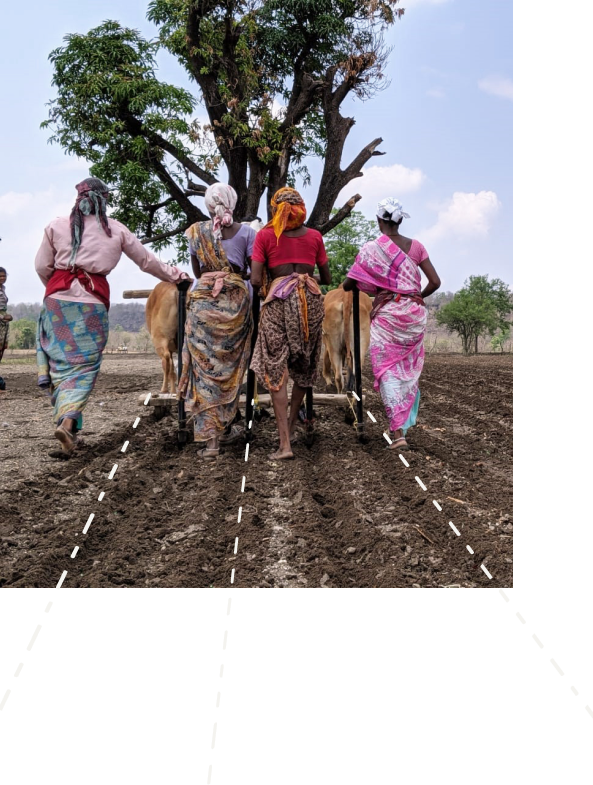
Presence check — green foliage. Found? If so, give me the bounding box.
[9,319,37,350]
[490,326,511,353]
[323,210,377,289]
[436,275,513,355]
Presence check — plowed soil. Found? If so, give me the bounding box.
[0,353,512,588]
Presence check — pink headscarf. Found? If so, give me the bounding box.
[204,183,237,238]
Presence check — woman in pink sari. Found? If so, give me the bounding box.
[343,198,441,450]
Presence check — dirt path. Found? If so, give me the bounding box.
[0,354,512,588]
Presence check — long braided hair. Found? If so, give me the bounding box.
[69,177,112,264]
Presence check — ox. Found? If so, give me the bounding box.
[146,219,263,393]
[322,284,372,393]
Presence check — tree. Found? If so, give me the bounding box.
[436,275,512,355]
[9,319,37,350]
[490,326,511,353]
[42,1,405,262]
[135,326,153,353]
[323,209,377,288]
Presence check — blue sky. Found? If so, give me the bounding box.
[0,0,512,303]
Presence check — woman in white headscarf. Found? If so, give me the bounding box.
[178,183,254,459]
[343,198,441,450]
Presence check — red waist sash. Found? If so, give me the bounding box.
[45,267,110,310]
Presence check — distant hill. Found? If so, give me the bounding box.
[10,301,146,332]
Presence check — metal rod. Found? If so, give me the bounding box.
[176,280,191,443]
[352,286,364,436]
[245,293,260,441]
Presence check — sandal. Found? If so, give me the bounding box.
[54,424,77,456]
[197,447,220,461]
[388,436,410,451]
[219,424,244,445]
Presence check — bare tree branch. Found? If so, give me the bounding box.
[315,195,362,235]
[140,222,193,245]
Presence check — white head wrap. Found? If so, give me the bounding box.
[204,183,238,238]
[376,197,410,223]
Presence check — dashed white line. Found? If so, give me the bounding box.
[241,476,246,492]
[108,464,118,480]
[26,626,42,652]
[399,454,410,468]
[56,570,68,589]
[70,546,79,559]
[211,722,217,749]
[82,513,95,535]
[143,393,152,405]
[550,659,565,676]
[14,663,23,678]
[121,440,129,453]
[480,564,492,579]
[230,569,235,584]
[234,538,239,555]
[466,545,474,555]
[237,507,242,523]
[433,500,442,511]
[532,634,544,649]
[133,417,140,428]
[367,411,377,423]
[516,612,526,624]
[351,390,360,401]
[97,491,105,502]
[383,432,393,445]
[0,691,10,711]
[415,476,427,491]
[449,521,461,536]
[244,443,250,462]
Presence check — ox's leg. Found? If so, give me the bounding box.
[321,339,334,388]
[156,347,172,393]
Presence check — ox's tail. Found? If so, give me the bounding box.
[343,287,354,370]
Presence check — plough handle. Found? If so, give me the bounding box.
[176,279,191,443]
[352,287,364,437]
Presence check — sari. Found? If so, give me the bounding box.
[36,298,109,430]
[178,221,252,441]
[347,235,427,434]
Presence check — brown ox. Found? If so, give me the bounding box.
[322,284,372,393]
[146,281,179,393]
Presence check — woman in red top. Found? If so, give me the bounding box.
[250,187,331,460]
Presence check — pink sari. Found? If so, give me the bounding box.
[347,235,427,433]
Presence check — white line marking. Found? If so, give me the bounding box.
[133,417,140,429]
[367,411,376,423]
[211,722,217,749]
[499,589,510,602]
[14,663,23,678]
[121,440,129,453]
[219,665,224,677]
[70,546,79,559]
[227,598,232,615]
[466,545,474,555]
[383,432,393,445]
[248,420,252,430]
[532,634,544,649]
[230,569,235,584]
[216,691,221,708]
[27,626,42,652]
[586,706,593,720]
[415,476,427,491]
[143,393,152,405]
[551,659,564,676]
[433,500,442,511]
[251,398,254,406]
[244,443,249,462]
[480,564,493,579]
[0,690,10,711]
[83,513,94,534]
[98,491,105,502]
[223,631,228,650]
[241,476,246,492]
[571,686,579,696]
[516,612,526,624]
[449,522,461,536]
[108,464,118,480]
[237,507,242,523]
[399,454,410,468]
[56,570,68,589]
[44,602,53,613]
[351,390,360,401]
[234,538,239,555]
[207,764,212,784]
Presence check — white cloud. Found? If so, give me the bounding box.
[422,191,501,244]
[426,89,446,99]
[338,163,426,212]
[478,76,513,101]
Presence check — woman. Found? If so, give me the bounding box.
[35,177,190,458]
[343,198,441,450]
[178,183,253,459]
[250,187,332,460]
[0,267,12,372]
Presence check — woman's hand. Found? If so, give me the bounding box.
[2,314,12,322]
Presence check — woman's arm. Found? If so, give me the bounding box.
[121,226,190,283]
[342,276,357,292]
[190,252,201,280]
[418,258,441,299]
[318,262,332,286]
[34,227,56,286]
[250,261,264,289]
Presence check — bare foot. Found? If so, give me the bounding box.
[269,448,295,461]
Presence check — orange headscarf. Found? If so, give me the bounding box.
[265,187,307,244]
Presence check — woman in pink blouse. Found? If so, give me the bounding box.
[35,177,190,458]
[343,198,441,450]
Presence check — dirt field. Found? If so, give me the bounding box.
[0,353,512,588]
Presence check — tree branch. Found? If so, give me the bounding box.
[315,195,362,236]
[342,137,385,183]
[140,222,193,245]
[150,157,208,222]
